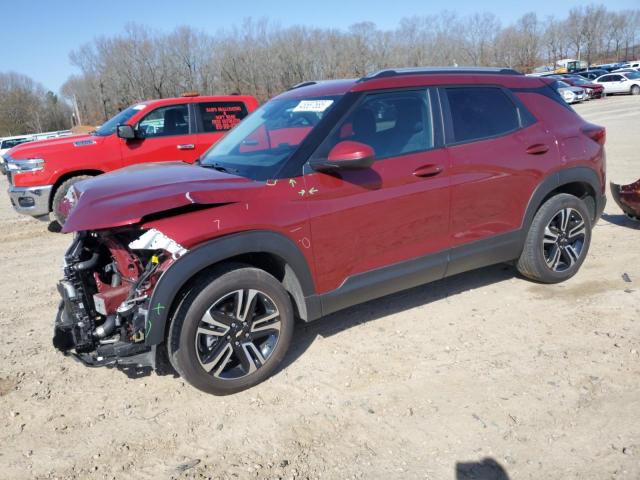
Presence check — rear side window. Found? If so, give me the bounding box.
[445,87,520,144]
[198,101,249,133]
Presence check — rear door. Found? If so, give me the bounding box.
[305,88,451,295]
[192,100,251,157]
[120,103,199,166]
[442,86,558,256]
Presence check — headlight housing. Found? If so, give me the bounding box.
[7,158,45,173]
[561,90,574,101]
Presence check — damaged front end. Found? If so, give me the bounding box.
[53,228,186,368]
[610,179,640,221]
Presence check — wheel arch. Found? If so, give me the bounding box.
[49,169,104,210]
[145,230,318,346]
[522,167,602,234]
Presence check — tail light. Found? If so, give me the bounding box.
[581,123,606,146]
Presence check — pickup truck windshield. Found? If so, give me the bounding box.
[200,96,339,180]
[94,106,142,137]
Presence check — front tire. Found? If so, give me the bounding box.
[631,85,640,95]
[169,265,294,395]
[517,194,592,283]
[51,175,92,227]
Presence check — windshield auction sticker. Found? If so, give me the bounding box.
[293,100,334,112]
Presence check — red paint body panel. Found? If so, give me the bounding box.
[8,95,258,189]
[62,162,258,232]
[306,150,450,293]
[446,122,559,245]
[59,71,607,305]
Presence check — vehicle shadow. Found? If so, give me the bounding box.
[456,457,510,479]
[601,213,640,229]
[280,263,516,372]
[122,263,516,381]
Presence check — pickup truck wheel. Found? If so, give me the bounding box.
[51,175,92,227]
[169,264,294,395]
[517,193,592,284]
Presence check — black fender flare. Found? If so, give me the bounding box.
[521,166,603,236]
[144,230,317,345]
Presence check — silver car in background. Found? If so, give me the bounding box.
[554,80,586,104]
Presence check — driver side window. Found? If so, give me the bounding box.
[315,90,434,161]
[138,104,190,138]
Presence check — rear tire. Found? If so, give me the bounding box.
[51,175,92,227]
[168,264,294,395]
[517,194,592,283]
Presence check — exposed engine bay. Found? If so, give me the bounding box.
[53,228,185,368]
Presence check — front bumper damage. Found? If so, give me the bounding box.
[53,229,187,369]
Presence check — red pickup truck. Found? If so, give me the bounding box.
[5,94,258,224]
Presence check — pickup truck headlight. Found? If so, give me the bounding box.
[6,158,45,173]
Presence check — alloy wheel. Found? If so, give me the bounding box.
[542,208,586,272]
[195,289,281,379]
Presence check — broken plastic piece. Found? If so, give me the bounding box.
[129,229,188,259]
[610,179,640,220]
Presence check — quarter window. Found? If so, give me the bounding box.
[198,102,249,133]
[445,87,520,143]
[138,104,189,138]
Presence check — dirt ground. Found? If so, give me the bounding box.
[1,96,639,480]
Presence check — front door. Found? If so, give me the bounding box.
[121,103,199,166]
[304,88,450,295]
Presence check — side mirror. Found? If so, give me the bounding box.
[620,77,628,82]
[116,124,137,140]
[310,141,375,172]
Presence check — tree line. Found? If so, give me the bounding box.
[1,5,639,134]
[0,73,71,136]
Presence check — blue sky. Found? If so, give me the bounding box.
[1,0,637,94]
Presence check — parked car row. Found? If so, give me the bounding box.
[530,69,640,102]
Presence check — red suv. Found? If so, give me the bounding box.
[5,94,258,225]
[53,68,606,395]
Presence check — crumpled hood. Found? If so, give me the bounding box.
[9,134,103,158]
[63,162,260,232]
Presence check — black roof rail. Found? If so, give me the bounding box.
[287,81,319,91]
[358,67,522,82]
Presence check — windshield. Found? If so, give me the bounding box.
[200,96,339,180]
[1,138,29,149]
[556,81,570,88]
[624,72,640,80]
[94,105,143,136]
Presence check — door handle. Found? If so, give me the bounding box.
[177,144,195,150]
[413,165,443,178]
[526,144,549,155]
